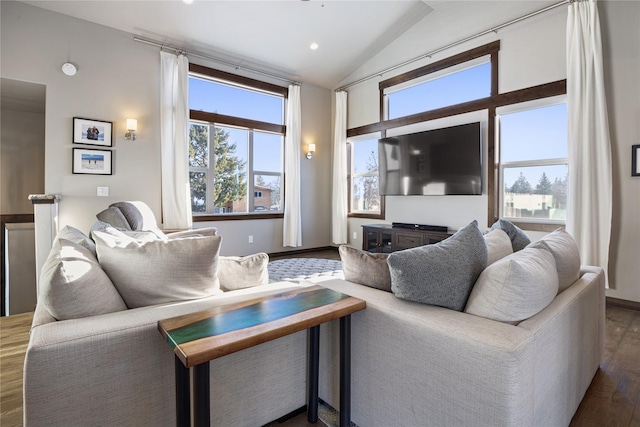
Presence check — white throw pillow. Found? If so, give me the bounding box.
[465,242,559,323]
[94,231,222,308]
[483,229,513,265]
[40,238,126,320]
[534,229,581,292]
[218,253,269,291]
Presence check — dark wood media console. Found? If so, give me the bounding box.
[362,224,453,253]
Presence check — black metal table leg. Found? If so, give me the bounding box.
[193,362,210,427]
[340,315,351,427]
[175,356,190,427]
[308,325,320,423]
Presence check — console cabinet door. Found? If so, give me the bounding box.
[393,231,426,251]
[363,227,393,253]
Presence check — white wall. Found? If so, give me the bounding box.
[340,1,640,303]
[1,1,333,256]
[599,0,640,303]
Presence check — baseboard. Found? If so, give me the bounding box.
[268,246,338,259]
[606,296,640,311]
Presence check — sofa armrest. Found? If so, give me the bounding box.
[317,279,536,427]
[24,281,308,427]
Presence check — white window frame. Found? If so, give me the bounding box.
[496,95,568,225]
[348,132,382,215]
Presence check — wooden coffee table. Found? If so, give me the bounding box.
[158,285,366,427]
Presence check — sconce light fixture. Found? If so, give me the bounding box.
[125,119,137,141]
[306,143,316,160]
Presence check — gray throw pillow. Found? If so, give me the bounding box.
[94,231,223,308]
[96,207,132,231]
[218,253,269,291]
[387,220,487,311]
[339,245,391,292]
[490,219,531,252]
[40,237,127,320]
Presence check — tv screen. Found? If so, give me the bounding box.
[378,122,482,196]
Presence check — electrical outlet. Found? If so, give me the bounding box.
[248,235,254,244]
[97,186,109,197]
[352,231,357,240]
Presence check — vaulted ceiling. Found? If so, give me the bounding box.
[22,0,559,89]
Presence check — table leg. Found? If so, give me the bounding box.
[175,356,190,427]
[308,325,320,423]
[340,315,351,427]
[193,362,211,427]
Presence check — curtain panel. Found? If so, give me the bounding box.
[283,84,302,247]
[160,51,192,230]
[566,0,613,283]
[331,91,348,245]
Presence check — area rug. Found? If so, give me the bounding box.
[268,258,343,283]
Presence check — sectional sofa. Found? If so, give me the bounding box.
[23,206,604,426]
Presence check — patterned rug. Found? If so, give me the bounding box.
[268,258,343,283]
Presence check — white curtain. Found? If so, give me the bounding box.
[160,51,192,230]
[566,0,612,282]
[283,84,302,247]
[332,91,348,245]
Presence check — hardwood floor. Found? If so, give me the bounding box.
[1,249,638,426]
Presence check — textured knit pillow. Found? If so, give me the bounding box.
[218,253,269,291]
[534,229,581,292]
[465,241,559,323]
[339,245,392,292]
[387,220,487,311]
[490,219,531,252]
[484,229,513,265]
[40,237,126,320]
[96,207,132,231]
[94,231,222,308]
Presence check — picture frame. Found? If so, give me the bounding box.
[633,145,640,177]
[72,148,113,175]
[73,117,113,147]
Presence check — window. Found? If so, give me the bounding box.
[188,65,286,218]
[385,59,491,119]
[349,136,382,215]
[498,98,568,223]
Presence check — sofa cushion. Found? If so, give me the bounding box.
[387,220,487,311]
[218,253,270,291]
[58,225,97,256]
[40,237,127,320]
[465,241,559,323]
[96,207,132,231]
[94,231,222,308]
[534,229,581,292]
[490,219,531,252]
[339,245,391,292]
[484,229,513,265]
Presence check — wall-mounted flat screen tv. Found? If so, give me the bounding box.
[378,122,482,196]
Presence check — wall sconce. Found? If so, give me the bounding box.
[306,143,316,160]
[125,119,137,141]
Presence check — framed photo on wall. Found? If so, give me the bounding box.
[73,117,113,147]
[72,148,113,175]
[633,145,640,177]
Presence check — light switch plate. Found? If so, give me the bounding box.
[97,186,109,197]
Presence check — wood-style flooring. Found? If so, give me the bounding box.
[1,248,638,426]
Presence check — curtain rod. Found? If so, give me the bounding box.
[335,0,569,92]
[133,36,301,86]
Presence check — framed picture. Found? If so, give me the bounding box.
[73,117,113,147]
[633,145,640,177]
[72,148,113,175]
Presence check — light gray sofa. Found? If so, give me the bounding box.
[317,265,604,427]
[23,214,605,426]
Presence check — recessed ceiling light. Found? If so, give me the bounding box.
[183,0,194,4]
[310,43,319,50]
[62,62,77,76]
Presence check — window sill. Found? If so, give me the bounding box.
[348,212,385,220]
[507,220,565,233]
[193,213,284,222]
